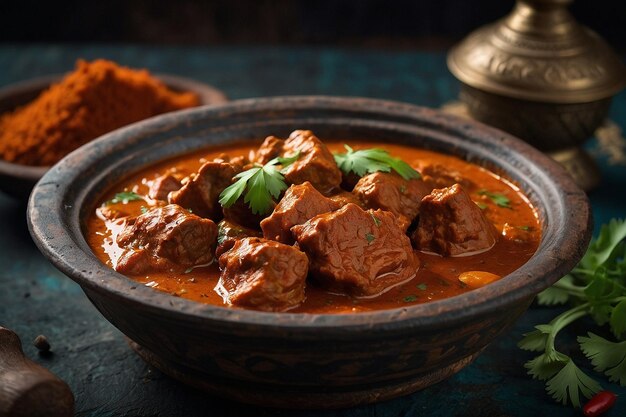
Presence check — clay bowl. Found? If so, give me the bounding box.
[0,73,227,201]
[27,96,591,409]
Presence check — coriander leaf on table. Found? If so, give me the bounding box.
[610,299,626,337]
[333,145,420,180]
[546,360,602,408]
[536,275,577,306]
[520,218,626,408]
[518,324,553,352]
[524,350,569,380]
[579,218,626,270]
[578,333,626,385]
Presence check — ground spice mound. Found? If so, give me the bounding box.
[0,59,200,166]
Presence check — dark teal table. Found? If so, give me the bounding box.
[1,45,625,417]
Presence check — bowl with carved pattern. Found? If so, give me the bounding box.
[27,96,591,408]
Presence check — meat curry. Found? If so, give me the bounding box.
[86,130,541,313]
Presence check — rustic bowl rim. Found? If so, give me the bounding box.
[0,72,227,200]
[27,96,592,333]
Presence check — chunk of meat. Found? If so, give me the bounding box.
[328,190,365,209]
[254,135,285,164]
[412,184,497,256]
[148,174,182,201]
[260,182,339,244]
[222,199,274,230]
[282,130,342,195]
[168,161,236,219]
[216,219,262,258]
[340,171,362,191]
[217,237,308,312]
[417,163,473,191]
[352,172,429,231]
[212,153,249,172]
[292,203,420,296]
[115,204,218,275]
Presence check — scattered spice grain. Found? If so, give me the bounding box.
[33,334,51,353]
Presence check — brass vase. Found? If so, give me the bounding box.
[447,0,626,190]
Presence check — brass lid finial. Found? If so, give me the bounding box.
[448,0,626,103]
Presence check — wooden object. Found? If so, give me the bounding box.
[0,327,73,417]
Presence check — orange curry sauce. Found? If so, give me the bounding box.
[85,141,541,313]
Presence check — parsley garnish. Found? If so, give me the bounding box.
[403,295,417,302]
[218,153,300,215]
[277,151,301,169]
[333,145,420,180]
[519,219,626,408]
[477,189,511,208]
[370,213,382,227]
[365,232,375,244]
[106,191,144,205]
[416,283,428,291]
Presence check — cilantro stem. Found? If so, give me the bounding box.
[552,279,587,298]
[546,303,590,353]
[572,268,624,278]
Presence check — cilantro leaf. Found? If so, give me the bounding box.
[520,218,626,409]
[106,191,144,205]
[546,359,601,407]
[277,151,301,170]
[218,168,257,208]
[370,213,382,227]
[477,189,511,208]
[475,201,488,210]
[580,219,626,270]
[525,350,569,381]
[518,324,552,352]
[333,145,420,180]
[219,154,298,216]
[610,299,626,338]
[579,332,626,385]
[537,275,581,306]
[537,286,571,306]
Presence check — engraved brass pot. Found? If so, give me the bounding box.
[448,0,626,189]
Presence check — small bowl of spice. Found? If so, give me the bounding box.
[0,59,227,200]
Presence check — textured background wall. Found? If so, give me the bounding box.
[1,0,625,51]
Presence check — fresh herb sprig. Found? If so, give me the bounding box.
[218,152,300,215]
[519,219,626,408]
[333,145,420,180]
[477,189,511,208]
[105,191,144,205]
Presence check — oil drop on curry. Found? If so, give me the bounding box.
[86,130,541,313]
[0,59,199,166]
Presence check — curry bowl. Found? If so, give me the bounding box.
[27,96,591,408]
[0,73,227,201]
